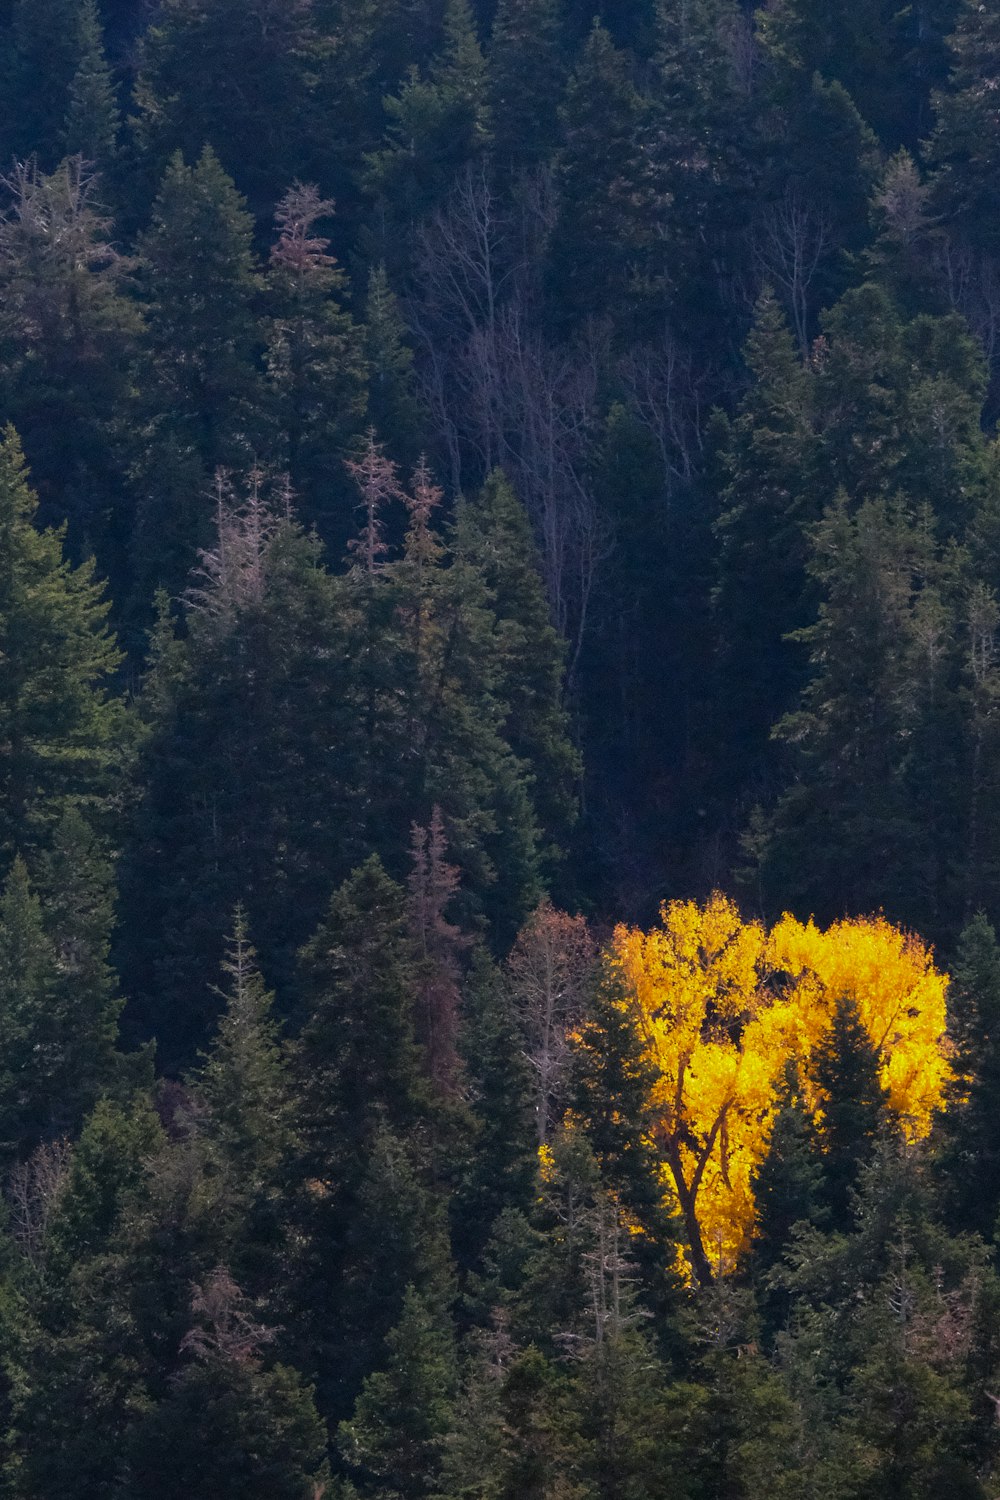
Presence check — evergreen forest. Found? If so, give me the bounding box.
[3,0,1000,1493]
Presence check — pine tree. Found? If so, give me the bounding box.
[120,498,355,1071]
[126,1269,330,1500]
[364,263,422,463]
[0,158,140,578]
[712,290,820,808]
[758,495,952,930]
[296,856,427,1154]
[133,0,315,216]
[2,0,99,165]
[193,909,298,1297]
[368,0,489,250]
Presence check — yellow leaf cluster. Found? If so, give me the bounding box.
[610,895,951,1283]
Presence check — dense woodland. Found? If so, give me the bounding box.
[2,0,1000,1493]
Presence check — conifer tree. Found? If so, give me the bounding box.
[758,495,950,929]
[338,1284,456,1498]
[133,0,315,215]
[120,497,355,1070]
[132,148,265,601]
[0,427,125,869]
[455,472,578,879]
[811,997,889,1231]
[127,1269,330,1500]
[546,22,652,333]
[929,0,1000,258]
[369,0,489,248]
[487,0,565,174]
[0,158,140,575]
[364,263,423,463]
[939,913,1000,1238]
[64,0,119,169]
[194,909,298,1297]
[264,183,367,548]
[2,0,98,164]
[712,290,820,805]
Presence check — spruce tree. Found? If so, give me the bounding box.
[133,0,314,216]
[929,0,1000,258]
[132,148,265,601]
[454,471,579,882]
[2,0,98,165]
[939,913,1000,1238]
[759,495,951,930]
[264,183,367,550]
[545,22,652,333]
[368,0,489,249]
[0,427,125,869]
[338,1284,456,1499]
[712,290,820,807]
[811,997,889,1231]
[364,263,423,463]
[64,0,119,169]
[487,0,565,174]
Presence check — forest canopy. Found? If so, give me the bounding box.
[1,0,1000,1495]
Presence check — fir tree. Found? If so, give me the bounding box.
[454,471,579,881]
[133,0,315,216]
[0,427,125,869]
[264,183,367,550]
[487,0,565,174]
[132,148,265,601]
[64,0,119,169]
[811,996,889,1231]
[545,22,653,333]
[364,262,423,463]
[929,0,1000,257]
[939,912,1000,1238]
[338,1284,456,1499]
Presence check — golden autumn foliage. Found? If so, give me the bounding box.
[609,894,951,1284]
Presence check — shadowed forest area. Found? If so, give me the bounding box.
[1,0,1000,1494]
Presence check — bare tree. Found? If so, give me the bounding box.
[344,429,406,576]
[186,467,286,624]
[7,1138,72,1267]
[752,187,831,355]
[181,1265,275,1368]
[507,900,597,1146]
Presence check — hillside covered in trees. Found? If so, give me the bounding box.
[2,0,1000,1493]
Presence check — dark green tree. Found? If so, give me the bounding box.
[131,148,265,603]
[126,1268,330,1500]
[545,22,653,333]
[338,1284,456,1499]
[811,997,890,1231]
[487,0,565,174]
[264,183,367,549]
[938,913,1000,1238]
[454,470,579,882]
[0,426,125,869]
[64,0,119,169]
[133,0,315,216]
[929,0,1000,259]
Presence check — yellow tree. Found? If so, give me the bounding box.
[609,896,950,1284]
